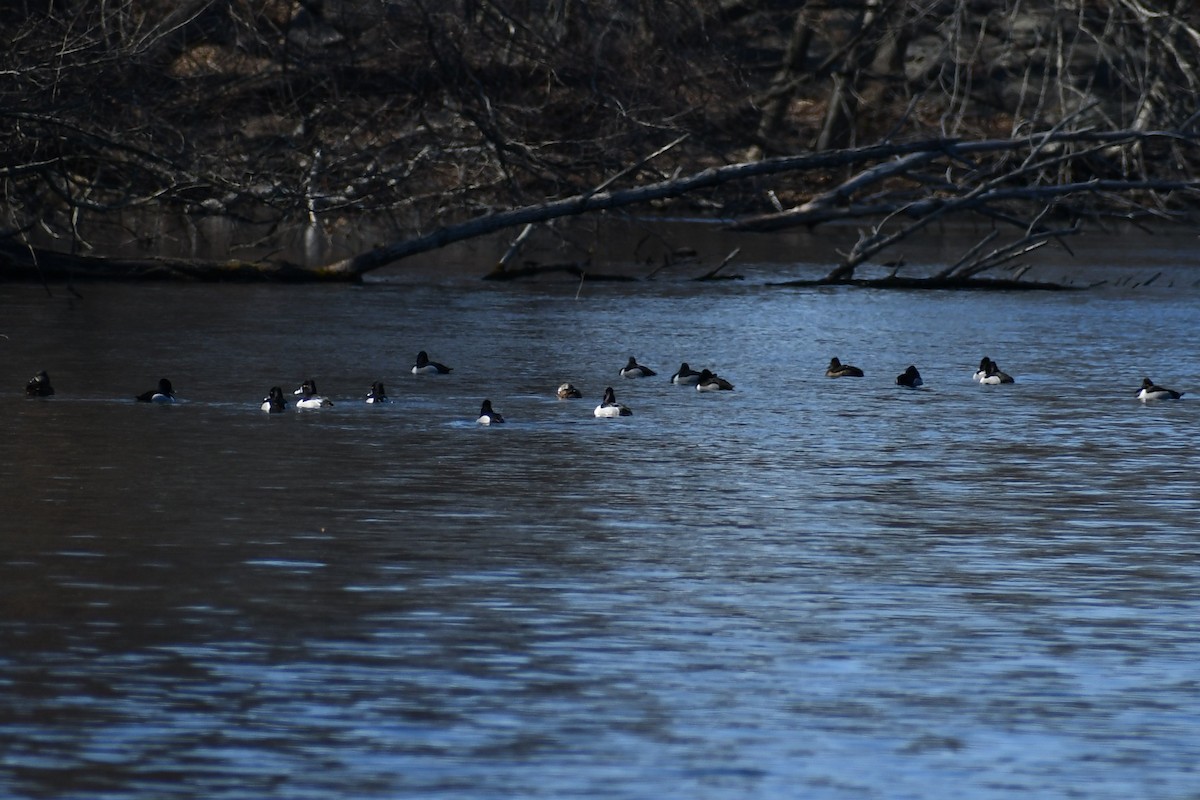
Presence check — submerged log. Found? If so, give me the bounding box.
[481,261,637,281]
[0,241,338,282]
[771,274,1078,291]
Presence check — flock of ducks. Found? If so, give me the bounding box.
[19,351,1187,421]
[16,349,737,424]
[830,355,1183,400]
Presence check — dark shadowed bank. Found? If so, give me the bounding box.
[2,1,1199,285]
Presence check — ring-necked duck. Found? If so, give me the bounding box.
[670,362,702,385]
[25,370,54,397]
[619,356,656,379]
[979,360,1015,384]
[412,351,452,374]
[594,386,632,417]
[136,378,175,403]
[557,382,583,399]
[1137,377,1184,401]
[294,379,333,408]
[896,366,923,388]
[261,386,288,413]
[477,399,505,424]
[826,357,864,378]
[696,368,734,391]
[366,382,390,403]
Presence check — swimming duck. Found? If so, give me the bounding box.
[619,356,656,379]
[594,386,632,417]
[557,382,583,399]
[261,386,288,413]
[477,399,505,424]
[979,361,1015,384]
[696,368,734,391]
[25,370,54,397]
[365,382,390,403]
[136,378,175,403]
[1137,377,1184,401]
[825,357,864,378]
[412,350,452,375]
[972,357,993,381]
[293,379,333,408]
[670,362,702,385]
[896,366,923,388]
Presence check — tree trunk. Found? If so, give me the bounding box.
[755,6,815,152]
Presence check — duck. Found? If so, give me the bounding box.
[412,350,452,375]
[293,379,333,408]
[670,362,702,385]
[896,366,923,388]
[557,382,583,399]
[365,382,390,403]
[136,378,175,403]
[696,368,734,391]
[261,386,288,413]
[1137,377,1184,401]
[619,356,656,379]
[594,386,632,417]
[825,357,864,378]
[477,399,505,424]
[25,370,54,397]
[979,360,1015,384]
[972,356,993,381]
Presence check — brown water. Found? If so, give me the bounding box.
[2,258,1199,798]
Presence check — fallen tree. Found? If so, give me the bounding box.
[5,127,1197,285]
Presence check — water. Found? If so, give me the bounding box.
[2,264,1200,799]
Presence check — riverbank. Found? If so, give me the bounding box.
[4,1,1199,278]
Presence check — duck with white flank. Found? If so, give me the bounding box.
[477,399,505,424]
[896,366,923,388]
[972,356,993,381]
[136,378,175,403]
[294,379,333,408]
[594,386,632,417]
[365,382,390,403]
[1137,377,1184,401]
[696,369,734,391]
[557,383,583,399]
[25,370,54,397]
[261,386,288,413]
[619,356,656,379]
[979,360,1014,384]
[670,362,702,385]
[825,357,864,378]
[412,350,452,375]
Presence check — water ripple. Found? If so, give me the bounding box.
[2,281,1200,798]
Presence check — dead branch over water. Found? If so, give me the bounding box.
[2,1,1200,285]
[5,129,1196,285]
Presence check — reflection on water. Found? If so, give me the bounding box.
[2,264,1200,798]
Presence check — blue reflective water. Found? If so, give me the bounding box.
[2,264,1199,799]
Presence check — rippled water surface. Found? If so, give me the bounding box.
[3,256,1200,799]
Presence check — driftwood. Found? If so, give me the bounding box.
[3,128,1198,285]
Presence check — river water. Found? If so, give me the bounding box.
[2,240,1199,798]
